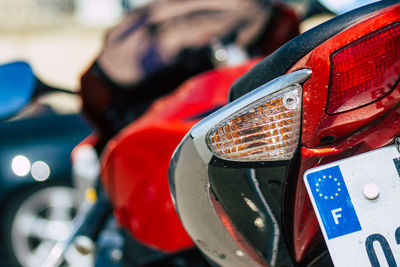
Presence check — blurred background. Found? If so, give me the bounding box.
[0,1,131,266]
[0,0,127,113]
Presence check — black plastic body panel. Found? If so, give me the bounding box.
[209,157,293,266]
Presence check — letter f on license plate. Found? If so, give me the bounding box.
[307,165,362,239]
[304,145,400,266]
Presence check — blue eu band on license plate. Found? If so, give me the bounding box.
[304,145,400,267]
[306,165,362,239]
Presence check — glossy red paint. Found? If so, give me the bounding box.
[286,4,400,262]
[101,60,260,252]
[290,5,400,149]
[293,104,400,261]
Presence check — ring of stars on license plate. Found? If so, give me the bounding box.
[304,145,400,267]
[316,175,340,199]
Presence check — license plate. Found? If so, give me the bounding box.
[304,145,400,266]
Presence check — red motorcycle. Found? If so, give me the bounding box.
[169,1,400,266]
[101,59,260,255]
[61,0,301,266]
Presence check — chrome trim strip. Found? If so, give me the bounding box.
[249,169,279,266]
[209,190,269,266]
[191,68,312,137]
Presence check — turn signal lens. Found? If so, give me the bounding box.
[206,85,302,161]
[327,22,400,114]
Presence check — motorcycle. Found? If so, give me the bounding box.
[52,1,304,266]
[59,0,302,266]
[99,59,261,266]
[0,61,92,267]
[169,0,400,266]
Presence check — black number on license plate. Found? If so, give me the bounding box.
[366,227,400,266]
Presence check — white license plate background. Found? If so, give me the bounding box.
[304,145,400,266]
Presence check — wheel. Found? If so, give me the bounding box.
[1,181,92,267]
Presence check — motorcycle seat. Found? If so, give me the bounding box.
[228,0,398,101]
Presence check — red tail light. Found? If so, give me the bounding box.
[327,22,400,114]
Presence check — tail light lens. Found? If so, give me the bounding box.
[327,22,400,114]
[206,85,302,161]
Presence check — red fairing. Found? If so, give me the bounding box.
[101,60,260,252]
[287,4,400,262]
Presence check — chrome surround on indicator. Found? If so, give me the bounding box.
[205,85,302,162]
[169,69,311,267]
